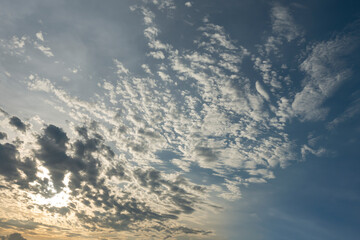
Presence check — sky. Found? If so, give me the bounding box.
[0,0,360,239]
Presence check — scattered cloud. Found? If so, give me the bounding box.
[34,42,54,57]
[35,31,44,42]
[0,1,358,239]
[0,113,216,237]
[147,50,165,59]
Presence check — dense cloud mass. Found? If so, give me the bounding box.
[1,233,27,240]
[9,117,27,132]
[0,132,7,140]
[0,113,212,238]
[0,0,359,239]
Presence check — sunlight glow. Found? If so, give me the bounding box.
[32,172,71,208]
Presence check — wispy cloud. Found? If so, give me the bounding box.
[293,34,358,121]
[271,3,304,42]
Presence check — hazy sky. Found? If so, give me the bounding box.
[0,0,360,239]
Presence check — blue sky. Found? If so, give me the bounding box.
[0,0,359,239]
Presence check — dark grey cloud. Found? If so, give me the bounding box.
[0,143,21,181]
[74,195,178,232]
[75,126,88,139]
[106,164,128,180]
[36,124,182,232]
[9,117,26,132]
[172,226,212,235]
[36,124,85,191]
[0,141,38,190]
[162,226,212,239]
[0,218,69,236]
[15,158,38,190]
[133,168,205,215]
[0,219,39,231]
[20,158,37,183]
[0,132,7,140]
[0,115,210,237]
[46,206,70,216]
[134,168,162,192]
[0,233,27,240]
[171,195,195,214]
[0,108,9,116]
[66,233,83,238]
[127,142,148,153]
[138,128,160,138]
[118,125,127,134]
[195,146,218,162]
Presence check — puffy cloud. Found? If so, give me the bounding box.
[0,132,7,140]
[1,233,27,240]
[148,50,165,59]
[9,117,27,132]
[0,1,358,238]
[0,112,214,237]
[36,125,85,191]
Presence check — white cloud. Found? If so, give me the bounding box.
[219,179,242,201]
[11,36,26,48]
[142,7,155,25]
[158,71,172,82]
[185,2,192,8]
[246,177,267,184]
[247,168,275,180]
[185,52,215,64]
[151,0,176,11]
[271,3,303,42]
[171,158,191,172]
[198,23,237,50]
[141,64,153,75]
[36,31,44,42]
[148,50,165,59]
[114,59,129,75]
[301,145,326,159]
[292,35,355,121]
[218,60,239,73]
[259,3,304,56]
[255,81,270,101]
[35,43,54,57]
[2,3,357,237]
